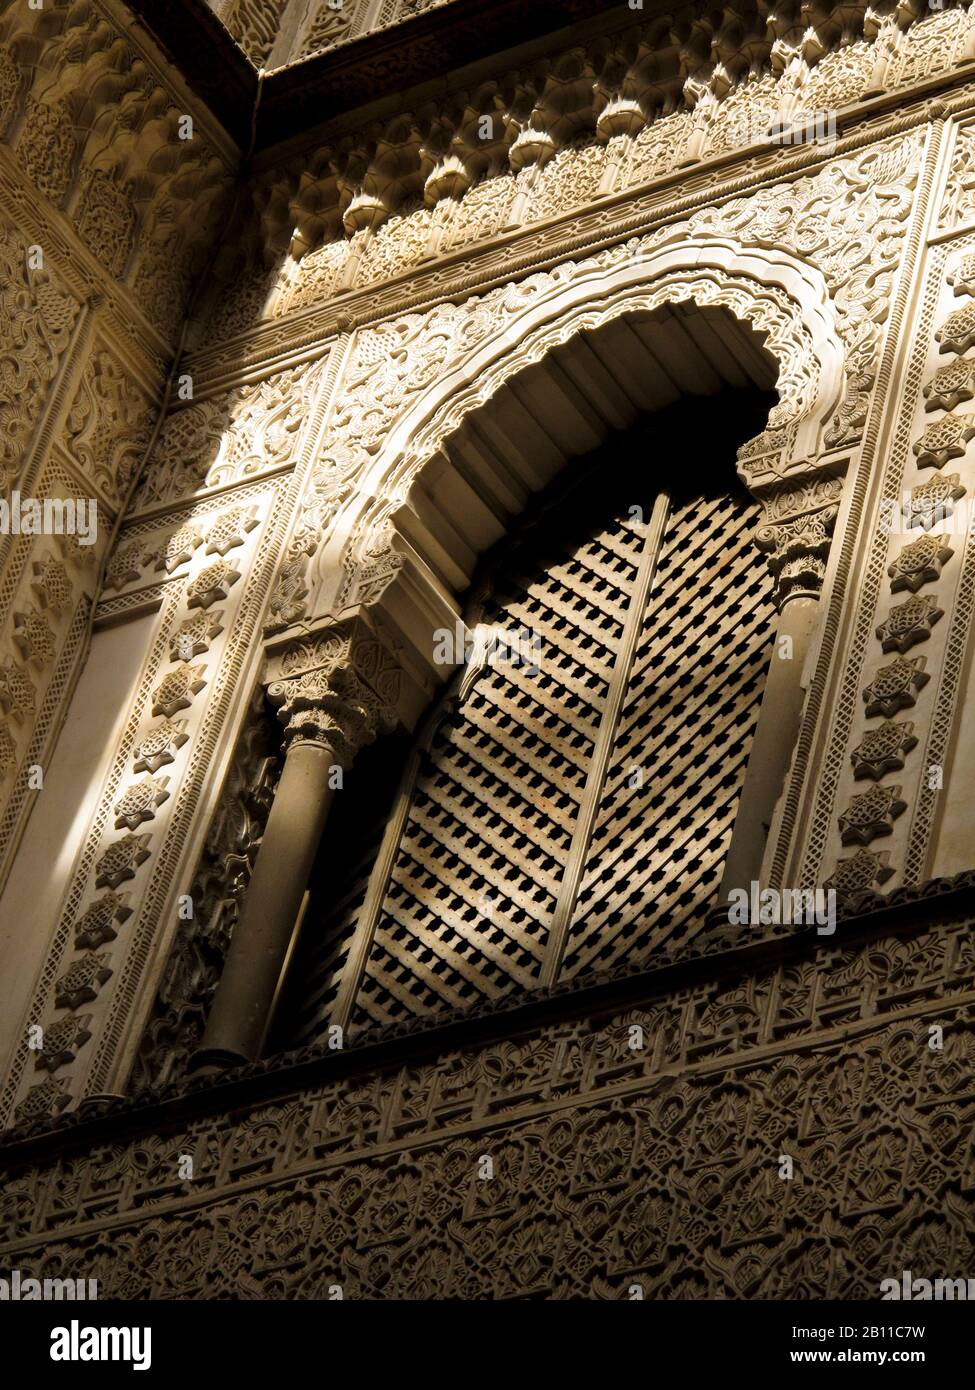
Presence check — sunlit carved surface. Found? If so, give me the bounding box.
[2,0,975,1305]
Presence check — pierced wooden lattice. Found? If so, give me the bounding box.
[285,440,774,1046]
[353,510,644,1028]
[563,488,775,977]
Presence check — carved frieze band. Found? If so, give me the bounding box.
[2,899,975,1299]
[195,3,973,363]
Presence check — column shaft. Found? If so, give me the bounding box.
[194,739,337,1066]
[719,595,819,899]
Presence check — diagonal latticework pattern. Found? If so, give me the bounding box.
[351,506,645,1028]
[285,410,776,1047]
[562,487,775,978]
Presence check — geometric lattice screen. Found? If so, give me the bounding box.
[279,403,776,1048]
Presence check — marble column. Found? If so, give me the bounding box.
[192,618,400,1069]
[718,486,840,902]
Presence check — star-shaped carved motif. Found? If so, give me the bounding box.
[911,414,975,469]
[850,720,917,780]
[54,951,113,1010]
[838,784,907,846]
[56,532,98,568]
[33,1014,92,1072]
[151,663,206,718]
[170,610,224,661]
[13,606,56,668]
[94,833,152,889]
[205,505,259,556]
[186,560,240,611]
[14,1078,71,1125]
[0,657,36,723]
[876,596,943,653]
[72,891,132,949]
[103,539,145,593]
[863,656,930,717]
[935,302,975,355]
[0,720,17,780]
[947,251,975,297]
[903,473,966,531]
[151,523,204,575]
[887,534,953,593]
[132,718,190,773]
[923,358,975,412]
[114,775,170,831]
[31,553,73,613]
[824,848,894,902]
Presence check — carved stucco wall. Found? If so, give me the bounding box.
[6,3,975,1124]
[3,228,849,1124]
[210,0,445,67]
[0,348,340,1125]
[0,0,238,1087]
[0,119,934,1123]
[4,0,975,1300]
[0,0,237,849]
[1,885,974,1298]
[190,0,975,346]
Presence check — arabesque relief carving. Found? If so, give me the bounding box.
[199,0,970,351]
[265,133,916,632]
[4,892,975,1298]
[8,0,975,1316]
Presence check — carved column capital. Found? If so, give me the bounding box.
[267,665,391,764]
[751,472,845,605]
[754,506,839,603]
[265,613,401,763]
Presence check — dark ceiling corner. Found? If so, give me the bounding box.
[127,0,257,151]
[255,0,630,153]
[127,0,632,159]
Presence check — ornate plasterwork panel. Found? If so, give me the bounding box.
[213,0,455,66]
[293,0,363,60]
[0,3,237,345]
[810,206,975,899]
[62,341,154,513]
[331,266,823,615]
[197,0,974,358]
[1,492,272,1128]
[0,0,238,942]
[938,113,975,235]
[131,363,326,513]
[0,211,80,493]
[2,900,975,1298]
[886,4,974,93]
[270,132,919,631]
[211,0,291,65]
[0,464,101,887]
[0,346,338,1127]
